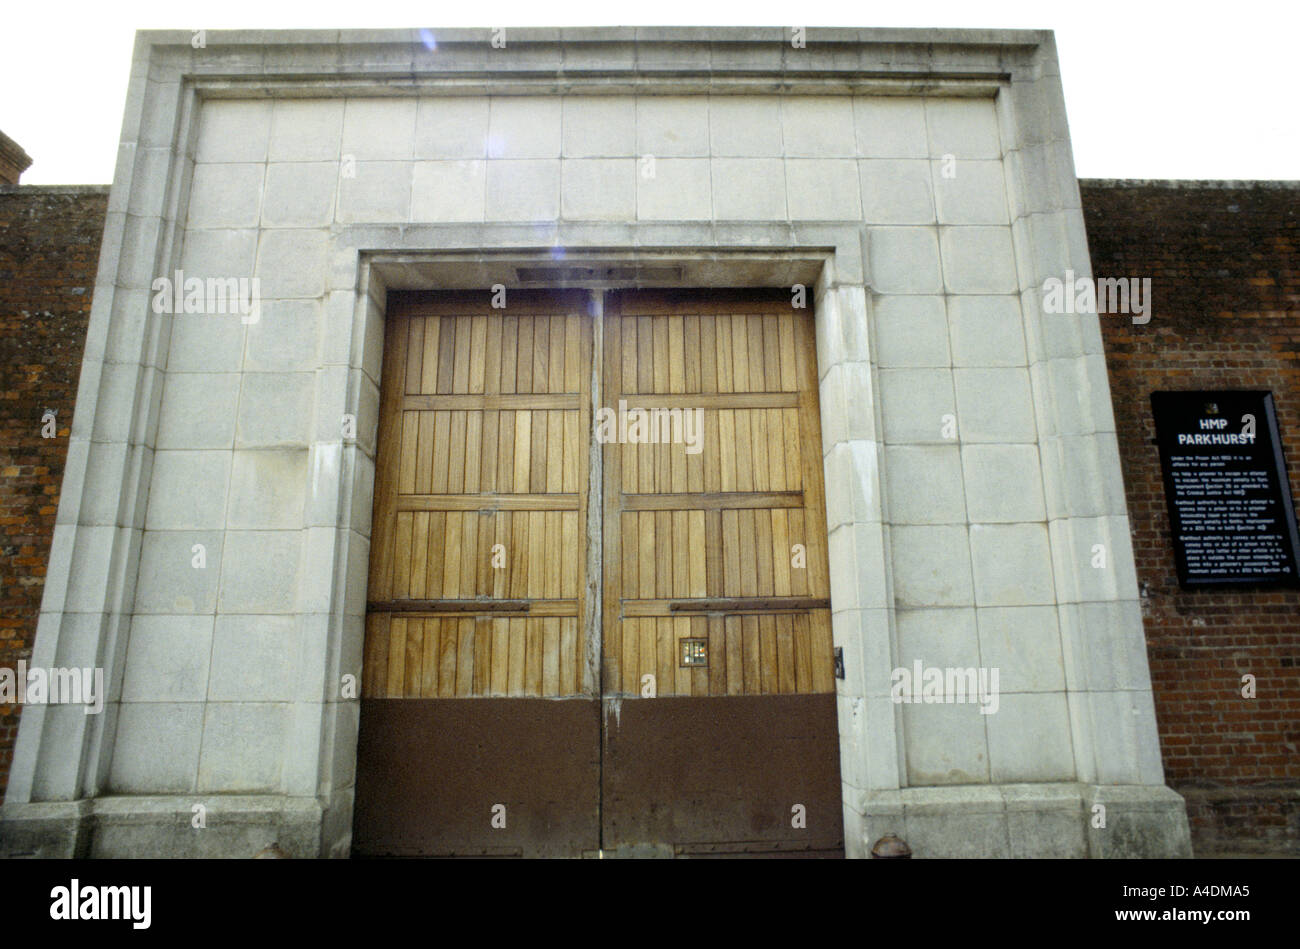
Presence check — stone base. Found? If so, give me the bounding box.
[0,794,350,858]
[849,783,1192,858]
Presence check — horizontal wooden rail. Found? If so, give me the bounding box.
[395,493,581,512]
[401,394,582,411]
[666,597,831,613]
[616,392,798,409]
[622,491,803,511]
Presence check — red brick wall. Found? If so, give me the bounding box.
[1082,180,1300,854]
[0,185,108,796]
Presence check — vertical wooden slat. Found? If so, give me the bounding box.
[464,411,482,493]
[810,611,834,692]
[734,410,753,492]
[755,509,774,596]
[731,313,750,392]
[392,512,413,599]
[716,314,734,394]
[779,312,797,391]
[654,617,670,695]
[484,314,502,395]
[742,614,760,693]
[435,617,454,696]
[562,511,579,597]
[542,617,560,695]
[513,410,531,494]
[700,315,718,394]
[748,317,766,393]
[671,509,688,596]
[460,507,478,597]
[771,508,791,597]
[737,509,757,597]
[448,411,467,493]
[421,618,439,698]
[759,614,778,695]
[751,408,769,492]
[527,510,545,600]
[431,411,450,493]
[654,510,672,599]
[473,617,492,694]
[469,316,487,394]
[530,409,548,493]
[387,618,407,697]
[497,409,515,492]
[436,315,456,394]
[776,614,796,694]
[725,615,743,695]
[397,413,418,495]
[516,315,534,394]
[707,615,725,696]
[507,616,525,696]
[427,512,445,598]
[641,616,656,696]
[794,613,813,693]
[560,616,577,696]
[688,511,707,597]
[545,510,562,598]
[563,410,579,493]
[532,315,550,394]
[410,512,429,599]
[565,314,582,393]
[452,617,472,697]
[491,618,509,695]
[405,618,424,697]
[622,619,639,695]
[719,410,736,491]
[405,318,425,395]
[500,316,518,394]
[706,508,723,596]
[789,508,808,596]
[442,511,462,598]
[548,315,565,394]
[525,618,543,696]
[421,316,441,394]
[453,316,472,393]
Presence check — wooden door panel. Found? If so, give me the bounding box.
[600,289,842,855]
[357,287,842,857]
[364,290,592,701]
[601,291,834,700]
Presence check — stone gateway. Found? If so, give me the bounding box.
[0,27,1193,858]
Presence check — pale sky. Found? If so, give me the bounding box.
[2,0,1296,185]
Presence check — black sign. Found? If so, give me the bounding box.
[1151,391,1300,587]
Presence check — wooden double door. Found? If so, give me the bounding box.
[353,289,842,857]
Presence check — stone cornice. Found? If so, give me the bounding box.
[129,26,1058,88]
